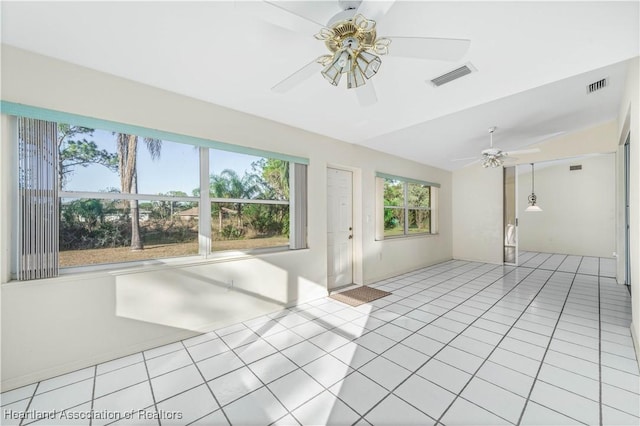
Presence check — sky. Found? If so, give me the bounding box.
[63,128,261,195]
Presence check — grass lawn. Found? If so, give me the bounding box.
[59,236,290,267]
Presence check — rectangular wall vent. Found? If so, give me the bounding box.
[569,165,582,171]
[430,63,475,87]
[587,78,607,94]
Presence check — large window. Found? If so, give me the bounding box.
[9,109,308,276]
[376,174,439,239]
[58,129,201,267]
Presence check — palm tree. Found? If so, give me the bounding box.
[117,133,162,250]
[261,159,289,200]
[210,169,260,229]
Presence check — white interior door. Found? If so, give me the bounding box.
[327,168,353,290]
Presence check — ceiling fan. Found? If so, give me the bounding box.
[453,127,541,168]
[258,0,471,106]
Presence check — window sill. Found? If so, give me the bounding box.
[6,245,305,285]
[376,233,439,242]
[61,245,294,276]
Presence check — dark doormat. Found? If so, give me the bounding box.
[330,286,392,307]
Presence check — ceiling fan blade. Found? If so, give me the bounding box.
[451,156,479,162]
[505,148,541,156]
[271,59,319,93]
[235,0,323,34]
[356,0,397,22]
[387,36,471,61]
[356,81,378,107]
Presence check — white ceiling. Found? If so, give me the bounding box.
[1,1,638,170]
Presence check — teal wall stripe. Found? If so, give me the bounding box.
[1,101,310,165]
[376,172,441,188]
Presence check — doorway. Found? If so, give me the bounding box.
[503,166,518,265]
[624,134,631,288]
[327,167,353,291]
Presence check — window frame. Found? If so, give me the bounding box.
[3,102,309,278]
[376,172,439,240]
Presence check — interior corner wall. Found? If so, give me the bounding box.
[518,154,616,257]
[452,163,503,264]
[617,56,639,367]
[0,45,453,390]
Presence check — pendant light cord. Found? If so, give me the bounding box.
[531,163,535,192]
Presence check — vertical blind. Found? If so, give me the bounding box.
[17,117,59,280]
[289,163,308,250]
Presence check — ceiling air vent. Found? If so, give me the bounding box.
[569,165,582,171]
[587,78,607,94]
[430,63,476,87]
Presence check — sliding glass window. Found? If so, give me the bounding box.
[376,173,439,239]
[6,107,308,278]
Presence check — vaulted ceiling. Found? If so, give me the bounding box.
[2,1,638,170]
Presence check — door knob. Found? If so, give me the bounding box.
[348,235,353,239]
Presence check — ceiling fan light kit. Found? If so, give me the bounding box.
[482,126,504,168]
[315,13,389,89]
[482,156,503,168]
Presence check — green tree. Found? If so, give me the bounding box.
[383,179,404,230]
[253,158,289,200]
[116,133,162,250]
[57,124,118,190]
[152,191,189,219]
[209,169,260,230]
[62,199,104,229]
[408,183,430,231]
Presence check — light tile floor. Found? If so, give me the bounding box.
[2,252,638,425]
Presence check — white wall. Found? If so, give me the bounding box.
[0,115,16,284]
[0,45,453,390]
[452,121,619,264]
[452,164,504,264]
[518,154,616,257]
[616,57,639,367]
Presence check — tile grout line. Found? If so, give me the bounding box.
[17,382,39,426]
[178,340,233,425]
[288,262,488,343]
[202,330,322,424]
[514,256,584,426]
[299,263,499,356]
[598,259,603,426]
[89,365,97,426]
[139,351,161,426]
[352,265,541,424]
[287,262,512,422]
[416,269,552,423]
[350,264,510,360]
[304,263,516,422]
[435,267,572,425]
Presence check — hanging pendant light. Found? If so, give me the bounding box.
[525,163,542,212]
